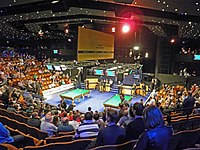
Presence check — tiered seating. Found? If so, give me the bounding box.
[5,125,43,147]
[170,128,200,150]
[0,144,18,150]
[89,140,138,150]
[0,115,48,140]
[21,139,95,150]
[58,131,76,136]
[0,108,28,123]
[171,115,200,132]
[164,112,200,132]
[44,135,74,144]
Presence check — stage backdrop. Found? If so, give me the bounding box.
[77,27,114,61]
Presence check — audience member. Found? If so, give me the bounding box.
[69,114,79,130]
[74,112,99,139]
[52,115,60,127]
[117,110,129,126]
[58,117,74,132]
[27,112,41,129]
[133,106,173,150]
[95,109,126,146]
[183,92,196,115]
[126,102,145,140]
[7,101,18,113]
[40,113,57,137]
[0,122,24,146]
[93,113,105,129]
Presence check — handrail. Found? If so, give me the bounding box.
[163,106,200,114]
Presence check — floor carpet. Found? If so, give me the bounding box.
[44,89,149,113]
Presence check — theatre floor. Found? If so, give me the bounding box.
[44,89,149,113]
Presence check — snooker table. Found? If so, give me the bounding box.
[60,89,90,105]
[103,94,133,109]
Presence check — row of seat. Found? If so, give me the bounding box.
[0,107,77,137]
[171,115,200,132]
[0,115,48,140]
[0,138,96,150]
[4,120,82,147]
[22,128,200,150]
[0,108,28,124]
[5,125,75,146]
[1,128,200,150]
[170,127,200,150]
[5,125,43,147]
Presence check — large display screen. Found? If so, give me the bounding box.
[53,49,59,54]
[105,70,116,77]
[133,74,140,79]
[46,65,53,70]
[94,69,104,76]
[194,55,200,60]
[54,65,61,71]
[78,27,114,61]
[60,65,67,71]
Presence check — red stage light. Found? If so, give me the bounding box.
[122,24,130,33]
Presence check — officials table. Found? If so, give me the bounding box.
[60,89,90,105]
[103,94,133,109]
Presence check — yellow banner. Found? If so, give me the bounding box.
[78,27,114,61]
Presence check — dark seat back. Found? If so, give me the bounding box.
[23,139,95,150]
[45,135,74,144]
[58,130,75,136]
[177,128,200,149]
[170,131,182,150]
[0,144,18,150]
[89,140,138,150]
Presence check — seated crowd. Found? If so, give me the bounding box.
[0,55,199,149]
[147,84,200,114]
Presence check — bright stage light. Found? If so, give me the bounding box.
[133,46,139,50]
[51,0,59,4]
[145,52,149,58]
[65,28,69,34]
[122,24,130,33]
[111,27,115,33]
[170,39,175,43]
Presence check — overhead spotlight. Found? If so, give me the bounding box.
[170,39,175,44]
[64,28,69,34]
[111,27,115,33]
[51,0,59,4]
[129,49,133,57]
[38,30,44,36]
[113,60,117,63]
[122,24,130,33]
[145,52,149,58]
[133,46,139,50]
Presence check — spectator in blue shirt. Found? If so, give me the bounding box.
[0,122,24,146]
[96,109,126,146]
[75,112,99,139]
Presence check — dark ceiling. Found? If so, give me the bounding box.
[0,0,200,41]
